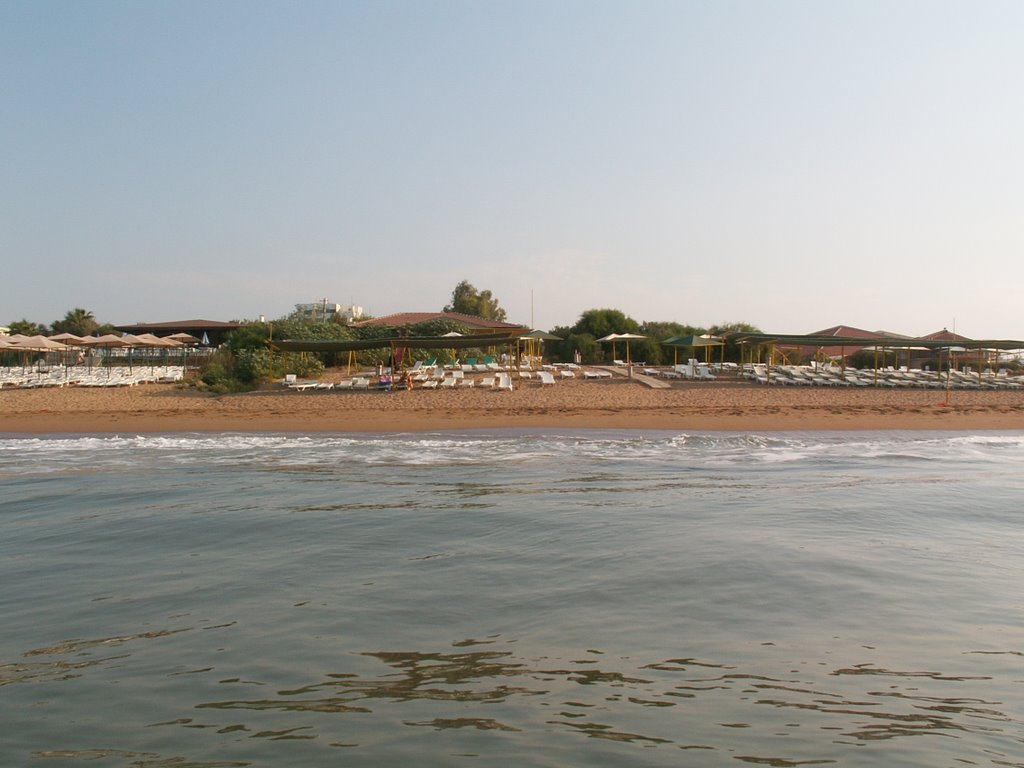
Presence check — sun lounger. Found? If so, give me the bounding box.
[537,371,556,385]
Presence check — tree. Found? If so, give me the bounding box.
[708,321,762,363]
[7,318,48,336]
[570,308,640,339]
[443,280,507,321]
[52,308,99,337]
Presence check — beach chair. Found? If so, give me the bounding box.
[496,372,513,390]
[694,366,716,381]
[537,371,556,385]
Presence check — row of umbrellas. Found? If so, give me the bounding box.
[0,332,200,352]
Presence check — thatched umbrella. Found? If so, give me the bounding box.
[8,335,69,378]
[80,334,131,376]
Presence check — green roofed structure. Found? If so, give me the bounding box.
[271,331,520,354]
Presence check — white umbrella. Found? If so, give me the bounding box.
[597,333,646,364]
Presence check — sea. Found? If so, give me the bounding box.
[1,429,1022,768]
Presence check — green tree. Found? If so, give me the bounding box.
[570,308,640,339]
[708,321,762,363]
[548,326,602,364]
[443,280,507,321]
[52,308,99,337]
[708,321,761,336]
[7,318,48,335]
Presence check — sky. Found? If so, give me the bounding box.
[3,0,1022,338]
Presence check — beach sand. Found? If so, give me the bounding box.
[3,373,1024,433]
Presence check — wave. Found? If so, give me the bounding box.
[2,430,1024,478]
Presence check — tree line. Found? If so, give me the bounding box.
[5,282,763,389]
[5,308,115,338]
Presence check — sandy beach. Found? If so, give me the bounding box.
[3,372,1024,433]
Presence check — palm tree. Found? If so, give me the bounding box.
[52,308,99,337]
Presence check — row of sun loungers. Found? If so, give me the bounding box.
[0,365,185,389]
[282,364,621,392]
[742,364,1024,389]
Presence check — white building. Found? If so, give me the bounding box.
[293,300,363,323]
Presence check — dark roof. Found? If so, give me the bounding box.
[727,331,1024,351]
[115,319,241,331]
[272,331,520,353]
[920,328,972,342]
[807,324,882,338]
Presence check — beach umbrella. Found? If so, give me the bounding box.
[441,331,463,366]
[81,333,131,348]
[598,333,645,365]
[138,333,181,347]
[661,334,724,366]
[595,333,622,362]
[519,329,562,368]
[80,334,131,376]
[8,335,69,351]
[122,333,178,371]
[617,333,646,365]
[6,335,68,378]
[165,332,198,370]
[167,332,200,344]
[49,333,85,345]
[49,333,87,377]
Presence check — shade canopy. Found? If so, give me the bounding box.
[661,334,723,348]
[272,331,519,354]
[520,329,563,341]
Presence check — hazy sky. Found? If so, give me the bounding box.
[3,1,1022,337]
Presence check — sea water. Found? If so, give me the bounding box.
[1,430,1022,767]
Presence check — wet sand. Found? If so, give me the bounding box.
[3,375,1024,433]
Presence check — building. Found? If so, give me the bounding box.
[114,319,241,347]
[293,300,364,323]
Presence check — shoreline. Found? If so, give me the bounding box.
[3,379,1024,434]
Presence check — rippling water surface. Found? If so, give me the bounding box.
[2,430,1023,767]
